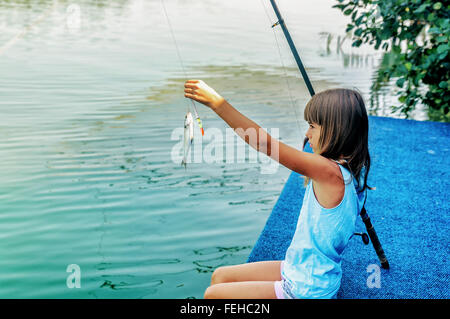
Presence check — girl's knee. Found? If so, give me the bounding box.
[204,284,222,299]
[203,285,214,299]
[210,266,227,285]
[211,265,238,285]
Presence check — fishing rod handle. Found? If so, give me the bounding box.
[360,208,390,269]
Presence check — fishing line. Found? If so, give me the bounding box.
[259,0,304,147]
[160,0,204,136]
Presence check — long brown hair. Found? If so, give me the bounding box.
[303,88,372,192]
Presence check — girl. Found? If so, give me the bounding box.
[184,80,370,299]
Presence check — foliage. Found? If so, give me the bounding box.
[333,0,450,121]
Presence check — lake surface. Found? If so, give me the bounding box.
[0,0,427,298]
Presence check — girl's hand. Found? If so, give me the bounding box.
[184,80,225,111]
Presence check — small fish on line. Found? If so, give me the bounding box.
[181,111,194,168]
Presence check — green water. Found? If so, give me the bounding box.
[0,0,426,298]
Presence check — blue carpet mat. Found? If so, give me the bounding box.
[248,116,450,299]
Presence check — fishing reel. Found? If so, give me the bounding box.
[353,232,370,245]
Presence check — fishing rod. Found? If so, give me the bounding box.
[268,0,389,269]
[269,0,315,97]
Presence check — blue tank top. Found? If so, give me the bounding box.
[281,162,367,299]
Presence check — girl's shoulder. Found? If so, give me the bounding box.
[324,158,348,184]
[311,160,346,209]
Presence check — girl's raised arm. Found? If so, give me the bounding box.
[184,80,338,183]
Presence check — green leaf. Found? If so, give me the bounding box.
[392,45,401,54]
[415,3,430,14]
[354,28,363,36]
[439,81,448,89]
[344,9,353,15]
[439,51,448,60]
[427,13,436,22]
[396,78,406,88]
[355,15,364,26]
[374,38,382,50]
[437,44,448,54]
[433,2,442,10]
[404,62,412,71]
[332,4,347,10]
[380,28,392,40]
[352,39,363,47]
[436,36,448,43]
[428,27,441,34]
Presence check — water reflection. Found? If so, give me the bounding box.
[0,0,434,300]
[318,31,378,70]
[192,246,252,273]
[316,30,429,120]
[1,0,428,121]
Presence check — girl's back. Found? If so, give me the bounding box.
[281,162,367,299]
